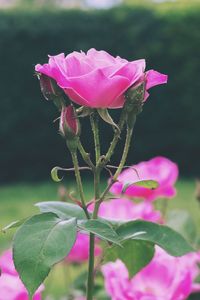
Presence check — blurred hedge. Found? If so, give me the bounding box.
[0,5,199,182]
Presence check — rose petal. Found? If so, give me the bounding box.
[59,69,131,108]
[146,70,168,90]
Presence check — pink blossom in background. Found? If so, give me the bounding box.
[35,48,167,109]
[102,247,200,300]
[0,249,18,276]
[93,198,162,223]
[0,250,44,300]
[0,274,42,300]
[110,156,179,201]
[66,233,102,263]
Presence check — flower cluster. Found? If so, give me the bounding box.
[0,250,44,300]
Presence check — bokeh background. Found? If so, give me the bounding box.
[0,0,199,183]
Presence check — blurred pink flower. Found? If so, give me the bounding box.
[110,156,179,201]
[0,250,44,300]
[0,249,18,276]
[95,198,162,223]
[35,48,167,109]
[0,274,42,300]
[66,233,102,263]
[102,247,200,300]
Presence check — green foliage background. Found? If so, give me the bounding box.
[0,4,199,182]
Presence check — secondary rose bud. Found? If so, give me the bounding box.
[37,73,64,110]
[125,82,145,113]
[59,105,80,140]
[124,82,145,128]
[37,73,61,100]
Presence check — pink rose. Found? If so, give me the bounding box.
[90,198,162,223]
[66,233,101,263]
[110,156,179,201]
[0,250,44,300]
[35,48,167,109]
[102,247,200,300]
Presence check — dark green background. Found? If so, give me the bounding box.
[0,5,199,182]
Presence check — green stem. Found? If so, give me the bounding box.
[78,140,95,170]
[161,198,168,218]
[71,151,90,219]
[86,232,95,300]
[99,110,126,168]
[113,126,133,181]
[93,177,111,218]
[90,113,101,164]
[94,126,134,215]
[86,113,101,300]
[86,170,100,300]
[86,113,134,300]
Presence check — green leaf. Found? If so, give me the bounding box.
[51,167,63,182]
[104,239,155,277]
[122,180,159,193]
[13,213,77,298]
[97,108,120,133]
[36,201,87,220]
[36,201,120,228]
[133,180,159,189]
[166,210,197,245]
[78,219,121,245]
[116,220,193,256]
[2,218,28,233]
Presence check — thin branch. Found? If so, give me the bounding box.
[103,166,114,178]
[71,151,90,219]
[90,112,101,164]
[78,141,95,170]
[55,166,92,172]
[106,165,140,179]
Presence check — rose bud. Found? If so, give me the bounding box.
[124,82,145,128]
[37,73,65,111]
[59,105,80,142]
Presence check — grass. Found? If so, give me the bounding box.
[0,178,199,299]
